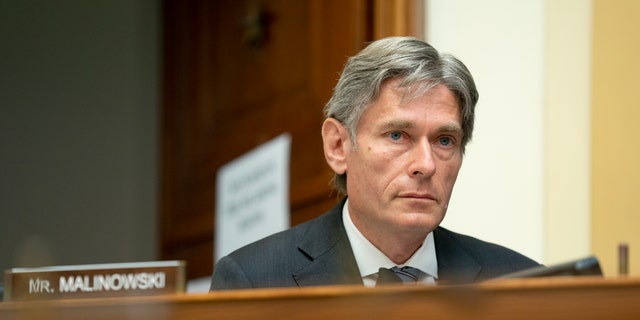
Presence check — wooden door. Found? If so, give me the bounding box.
[161,0,423,279]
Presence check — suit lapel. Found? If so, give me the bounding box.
[434,227,482,284]
[291,202,484,286]
[293,200,363,287]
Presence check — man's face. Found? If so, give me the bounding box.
[345,80,464,239]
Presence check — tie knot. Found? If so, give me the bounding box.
[376,266,422,286]
[392,266,421,281]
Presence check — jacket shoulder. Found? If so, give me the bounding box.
[434,227,540,282]
[211,201,346,290]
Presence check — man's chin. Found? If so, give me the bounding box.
[396,212,442,232]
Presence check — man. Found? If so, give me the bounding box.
[210,37,538,290]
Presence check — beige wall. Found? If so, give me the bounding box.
[428,0,599,267]
[429,0,640,277]
[427,0,545,263]
[544,0,592,266]
[591,0,640,277]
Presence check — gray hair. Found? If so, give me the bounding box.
[323,36,479,196]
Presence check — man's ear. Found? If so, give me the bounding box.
[322,118,350,175]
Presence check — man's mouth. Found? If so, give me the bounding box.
[398,192,437,201]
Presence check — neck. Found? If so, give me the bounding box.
[349,213,427,265]
[345,199,432,265]
[373,234,425,265]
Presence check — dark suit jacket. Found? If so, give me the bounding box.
[210,199,539,290]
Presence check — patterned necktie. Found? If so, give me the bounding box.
[376,266,422,286]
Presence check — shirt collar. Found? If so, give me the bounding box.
[342,199,439,280]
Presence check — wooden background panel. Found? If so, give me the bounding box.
[160,0,373,279]
[161,0,424,280]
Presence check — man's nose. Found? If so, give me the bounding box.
[408,139,436,178]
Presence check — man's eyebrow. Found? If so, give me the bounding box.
[379,120,462,135]
[379,120,415,130]
[439,122,463,135]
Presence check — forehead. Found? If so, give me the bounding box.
[361,80,462,125]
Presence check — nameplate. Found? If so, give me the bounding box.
[3,260,186,301]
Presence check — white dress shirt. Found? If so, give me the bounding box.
[342,199,438,287]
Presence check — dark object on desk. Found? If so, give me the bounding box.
[499,256,603,279]
[1,283,4,301]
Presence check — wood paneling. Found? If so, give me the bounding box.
[373,0,424,39]
[160,0,424,280]
[161,0,372,279]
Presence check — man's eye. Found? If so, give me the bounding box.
[389,131,403,141]
[438,136,453,146]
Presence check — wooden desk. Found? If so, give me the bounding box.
[1,276,639,319]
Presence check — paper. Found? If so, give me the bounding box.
[214,133,291,261]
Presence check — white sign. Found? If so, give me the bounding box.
[214,133,291,261]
